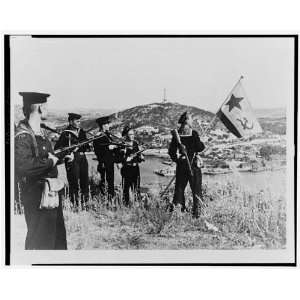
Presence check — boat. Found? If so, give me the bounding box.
[202,168,232,175]
[154,168,176,177]
[162,160,173,166]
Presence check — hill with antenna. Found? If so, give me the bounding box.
[81,101,215,133]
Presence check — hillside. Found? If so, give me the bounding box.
[13,103,286,136]
[81,102,215,133]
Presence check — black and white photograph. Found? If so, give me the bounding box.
[5,35,296,265]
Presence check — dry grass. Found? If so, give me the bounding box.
[14,175,286,250]
[61,178,286,250]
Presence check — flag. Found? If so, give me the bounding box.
[216,80,262,138]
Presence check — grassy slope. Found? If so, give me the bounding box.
[13,180,286,250]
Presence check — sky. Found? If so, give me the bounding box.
[10,36,294,113]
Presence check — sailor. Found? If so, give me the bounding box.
[54,113,90,208]
[120,126,144,207]
[93,116,117,200]
[15,92,67,249]
[168,111,205,218]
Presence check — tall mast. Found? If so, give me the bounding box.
[163,88,167,103]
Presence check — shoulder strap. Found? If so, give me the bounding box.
[15,130,39,158]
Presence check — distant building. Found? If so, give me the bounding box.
[136,125,159,134]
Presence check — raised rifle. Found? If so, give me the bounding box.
[160,129,194,197]
[171,129,193,178]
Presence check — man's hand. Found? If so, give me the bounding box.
[109,144,117,150]
[48,152,59,166]
[126,156,133,162]
[65,152,74,162]
[72,147,79,153]
[179,144,187,154]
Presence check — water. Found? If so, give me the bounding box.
[139,156,286,195]
[59,154,286,196]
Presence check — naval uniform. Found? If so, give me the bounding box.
[93,132,115,198]
[15,119,67,250]
[120,140,143,206]
[54,126,90,206]
[168,129,205,217]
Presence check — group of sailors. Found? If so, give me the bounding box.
[53,112,144,209]
[14,92,205,250]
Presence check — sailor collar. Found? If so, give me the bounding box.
[64,128,80,138]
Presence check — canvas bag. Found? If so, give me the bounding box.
[39,178,65,209]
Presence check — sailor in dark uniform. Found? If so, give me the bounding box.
[93,116,117,199]
[15,92,67,249]
[168,111,205,218]
[120,126,144,207]
[54,113,90,208]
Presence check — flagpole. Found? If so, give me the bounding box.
[201,75,244,137]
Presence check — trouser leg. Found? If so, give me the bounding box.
[66,161,80,206]
[106,162,115,198]
[173,166,189,211]
[97,162,106,196]
[132,177,140,202]
[123,176,131,206]
[55,195,67,249]
[23,189,58,250]
[79,157,89,204]
[189,167,203,218]
[132,168,141,202]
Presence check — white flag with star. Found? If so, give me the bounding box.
[216,80,262,138]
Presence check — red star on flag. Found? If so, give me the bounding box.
[225,94,243,112]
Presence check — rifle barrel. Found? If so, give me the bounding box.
[172,129,193,178]
[41,123,60,134]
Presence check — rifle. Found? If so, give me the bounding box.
[160,130,206,210]
[98,141,134,149]
[41,123,60,134]
[54,133,106,156]
[125,148,146,162]
[171,129,193,178]
[160,129,194,197]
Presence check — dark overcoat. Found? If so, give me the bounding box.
[15,120,67,250]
